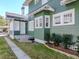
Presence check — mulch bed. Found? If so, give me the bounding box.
[46,43,79,56]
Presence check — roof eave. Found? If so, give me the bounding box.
[23,0,32,6]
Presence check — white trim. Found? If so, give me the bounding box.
[35,16,43,29]
[45,15,50,28]
[35,17,39,28]
[35,38,46,44]
[53,8,75,26]
[39,16,43,28]
[42,0,48,5]
[60,0,76,5]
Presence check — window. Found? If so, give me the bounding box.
[53,14,62,26]
[35,0,40,4]
[42,0,48,5]
[39,16,43,28]
[54,16,61,24]
[63,9,75,25]
[45,15,50,28]
[35,16,43,28]
[28,20,34,31]
[53,8,75,26]
[35,18,39,28]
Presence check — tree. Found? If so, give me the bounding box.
[62,34,74,49]
[52,33,62,46]
[0,16,7,26]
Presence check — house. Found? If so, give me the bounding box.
[6,12,28,40]
[23,0,79,47]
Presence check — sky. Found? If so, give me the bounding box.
[0,0,28,17]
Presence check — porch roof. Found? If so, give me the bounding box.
[6,12,28,21]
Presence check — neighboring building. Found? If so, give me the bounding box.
[23,0,79,46]
[6,12,28,39]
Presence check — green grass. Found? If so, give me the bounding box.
[0,37,16,59]
[13,40,74,59]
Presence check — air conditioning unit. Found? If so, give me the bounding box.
[60,0,76,5]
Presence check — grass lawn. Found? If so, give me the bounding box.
[13,40,74,59]
[0,37,16,59]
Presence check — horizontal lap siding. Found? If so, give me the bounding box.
[50,0,79,41]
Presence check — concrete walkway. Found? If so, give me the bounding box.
[4,37,31,59]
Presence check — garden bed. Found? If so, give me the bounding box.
[46,43,79,57]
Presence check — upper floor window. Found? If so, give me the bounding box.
[45,15,50,28]
[42,0,48,5]
[35,0,40,4]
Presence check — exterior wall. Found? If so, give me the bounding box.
[9,19,27,39]
[29,0,42,13]
[34,11,44,40]
[9,20,14,39]
[50,0,79,42]
[28,0,79,43]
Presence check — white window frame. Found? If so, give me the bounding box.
[45,15,50,28]
[53,13,62,26]
[35,17,39,28]
[42,0,48,5]
[28,20,34,31]
[53,8,75,26]
[39,16,43,28]
[62,9,75,25]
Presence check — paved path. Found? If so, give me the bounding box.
[4,37,31,59]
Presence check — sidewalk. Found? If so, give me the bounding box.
[4,37,31,59]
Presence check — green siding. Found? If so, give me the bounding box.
[28,0,79,41]
[25,23,28,34]
[29,0,42,13]
[28,31,34,37]
[34,29,44,40]
[50,0,79,42]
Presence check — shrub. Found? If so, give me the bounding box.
[52,33,62,46]
[76,36,79,53]
[62,34,73,49]
[45,33,51,44]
